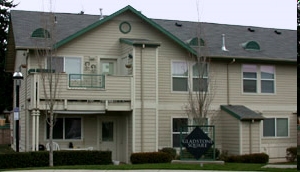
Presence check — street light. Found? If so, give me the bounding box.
[13,71,23,152]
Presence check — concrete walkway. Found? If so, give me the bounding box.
[4,170,260,172]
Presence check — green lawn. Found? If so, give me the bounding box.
[5,163,296,172]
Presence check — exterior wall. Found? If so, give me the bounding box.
[221,110,240,155]
[132,46,158,152]
[241,121,261,155]
[261,111,297,158]
[227,63,296,108]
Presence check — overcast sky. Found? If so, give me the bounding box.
[12,0,296,30]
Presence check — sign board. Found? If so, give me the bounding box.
[14,107,19,120]
[181,126,214,160]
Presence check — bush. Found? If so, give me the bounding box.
[159,147,177,159]
[226,153,269,164]
[0,150,111,169]
[130,152,172,164]
[285,146,297,162]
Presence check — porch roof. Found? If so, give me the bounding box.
[53,110,105,115]
[220,105,265,121]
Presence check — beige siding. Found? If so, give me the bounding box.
[261,111,297,158]
[241,121,261,154]
[221,110,240,155]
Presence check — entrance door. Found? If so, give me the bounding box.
[99,118,117,160]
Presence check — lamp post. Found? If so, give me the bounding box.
[13,71,23,152]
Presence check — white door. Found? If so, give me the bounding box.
[99,118,117,160]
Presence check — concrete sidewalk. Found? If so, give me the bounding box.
[4,170,260,172]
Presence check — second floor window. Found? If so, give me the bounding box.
[242,64,275,94]
[47,56,82,79]
[172,61,208,92]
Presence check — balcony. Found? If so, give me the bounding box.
[68,74,105,88]
[26,73,132,111]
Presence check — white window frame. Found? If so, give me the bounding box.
[46,117,83,141]
[242,64,276,94]
[171,61,189,92]
[262,117,289,138]
[46,56,82,79]
[100,59,117,75]
[171,61,209,93]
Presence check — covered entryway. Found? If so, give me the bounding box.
[98,117,117,160]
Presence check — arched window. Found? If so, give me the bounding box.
[242,41,260,50]
[187,37,205,46]
[31,28,51,38]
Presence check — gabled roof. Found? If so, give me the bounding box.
[8,5,296,62]
[221,105,265,121]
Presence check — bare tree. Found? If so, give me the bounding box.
[33,11,60,167]
[184,0,216,126]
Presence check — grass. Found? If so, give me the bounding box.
[3,162,297,172]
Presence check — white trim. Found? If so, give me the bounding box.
[241,64,276,95]
[239,121,242,155]
[155,48,159,151]
[262,117,289,138]
[132,47,136,153]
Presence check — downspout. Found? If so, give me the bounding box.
[226,59,235,104]
[140,44,145,152]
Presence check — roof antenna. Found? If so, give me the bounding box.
[221,34,229,51]
[99,8,103,20]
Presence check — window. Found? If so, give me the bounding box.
[101,60,116,75]
[242,64,275,93]
[47,56,82,79]
[46,118,82,140]
[172,61,208,92]
[172,118,188,147]
[172,62,188,91]
[263,118,288,137]
[193,63,208,92]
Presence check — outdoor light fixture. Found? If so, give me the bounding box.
[13,71,23,152]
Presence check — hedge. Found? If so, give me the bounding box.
[226,153,269,164]
[0,150,111,169]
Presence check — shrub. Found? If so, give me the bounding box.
[219,150,229,161]
[226,153,269,164]
[159,147,177,159]
[130,152,172,164]
[297,155,300,170]
[0,150,111,169]
[285,146,297,162]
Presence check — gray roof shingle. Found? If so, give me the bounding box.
[221,105,265,121]
[9,8,296,62]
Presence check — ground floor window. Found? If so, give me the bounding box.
[46,117,82,140]
[172,118,188,147]
[263,118,288,137]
